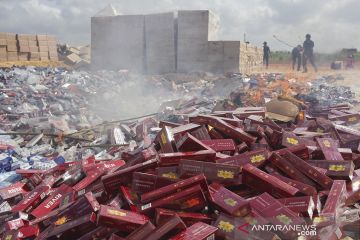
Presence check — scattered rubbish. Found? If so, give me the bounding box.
[0,67,359,239]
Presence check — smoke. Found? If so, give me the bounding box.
[86,72,180,121]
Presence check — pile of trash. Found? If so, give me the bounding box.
[1,67,360,239]
[300,75,359,107]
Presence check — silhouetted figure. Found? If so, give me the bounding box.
[302,34,317,72]
[263,42,270,69]
[346,52,354,69]
[292,45,303,71]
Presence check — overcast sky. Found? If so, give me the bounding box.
[0,0,358,53]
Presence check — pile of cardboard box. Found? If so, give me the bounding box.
[0,32,59,62]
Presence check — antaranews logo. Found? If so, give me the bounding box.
[238,223,317,237]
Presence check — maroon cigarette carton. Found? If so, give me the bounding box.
[6,218,25,230]
[51,192,100,226]
[77,226,117,240]
[171,123,201,142]
[101,158,158,194]
[308,160,354,180]
[109,233,127,240]
[169,222,218,240]
[72,165,107,193]
[156,166,179,180]
[270,173,317,197]
[47,212,97,239]
[208,182,250,217]
[189,115,256,144]
[269,153,316,187]
[216,148,270,169]
[176,133,212,152]
[31,184,72,218]
[155,208,212,227]
[345,188,360,206]
[321,180,347,219]
[157,126,176,153]
[0,183,27,205]
[131,172,178,194]
[213,212,279,240]
[12,185,50,213]
[125,221,156,240]
[200,139,236,153]
[159,150,216,166]
[120,186,140,212]
[316,137,344,160]
[144,214,186,240]
[141,174,209,203]
[281,132,316,148]
[284,151,333,190]
[178,160,240,184]
[140,185,207,214]
[242,164,301,198]
[97,205,149,233]
[274,143,310,160]
[18,224,40,239]
[250,193,305,238]
[278,196,315,219]
[233,107,266,119]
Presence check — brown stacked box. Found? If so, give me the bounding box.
[0,33,18,61]
[17,34,30,61]
[37,34,49,61]
[47,35,58,61]
[0,32,59,62]
[0,33,6,62]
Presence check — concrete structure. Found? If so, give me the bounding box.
[91,8,263,74]
[91,15,145,72]
[207,41,224,73]
[177,10,219,73]
[145,12,176,74]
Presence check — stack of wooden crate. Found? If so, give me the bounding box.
[0,32,59,62]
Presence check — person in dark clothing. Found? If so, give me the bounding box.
[263,41,270,69]
[292,45,303,71]
[302,34,317,72]
[346,52,354,69]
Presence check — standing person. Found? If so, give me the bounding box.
[302,34,317,72]
[263,41,270,69]
[345,51,354,69]
[292,45,303,71]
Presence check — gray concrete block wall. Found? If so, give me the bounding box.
[207,41,224,73]
[208,11,220,41]
[91,15,145,72]
[91,17,112,70]
[91,9,263,74]
[145,12,176,74]
[177,10,212,72]
[223,41,241,73]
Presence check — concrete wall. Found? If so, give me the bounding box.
[177,10,212,72]
[223,41,241,73]
[91,15,145,72]
[145,12,176,74]
[207,41,224,73]
[91,9,263,74]
[91,16,111,70]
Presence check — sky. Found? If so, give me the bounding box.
[0,0,358,53]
